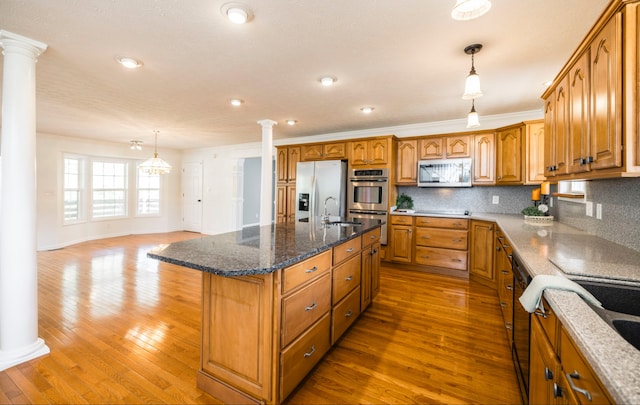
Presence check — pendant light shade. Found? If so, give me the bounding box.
[451,0,492,21]
[462,44,483,100]
[139,130,172,175]
[466,99,480,128]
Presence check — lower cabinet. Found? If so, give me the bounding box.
[389,215,413,263]
[470,220,495,286]
[198,232,380,404]
[495,227,514,341]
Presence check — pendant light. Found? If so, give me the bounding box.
[462,44,483,100]
[451,0,492,21]
[139,130,172,175]
[466,99,480,128]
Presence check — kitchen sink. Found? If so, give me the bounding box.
[575,280,640,350]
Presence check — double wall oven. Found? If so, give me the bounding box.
[347,168,388,244]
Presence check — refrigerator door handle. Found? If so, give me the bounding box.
[310,175,317,221]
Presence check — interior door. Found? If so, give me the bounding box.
[182,161,203,232]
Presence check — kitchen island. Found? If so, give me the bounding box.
[148,218,383,404]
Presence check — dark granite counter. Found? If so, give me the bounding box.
[148,218,383,277]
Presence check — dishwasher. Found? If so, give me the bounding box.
[512,253,531,404]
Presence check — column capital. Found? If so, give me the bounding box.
[257,119,278,128]
[0,30,48,58]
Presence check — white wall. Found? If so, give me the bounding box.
[36,132,183,250]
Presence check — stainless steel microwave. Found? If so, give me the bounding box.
[417,158,472,187]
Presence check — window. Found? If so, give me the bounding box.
[557,180,587,203]
[92,161,127,218]
[64,156,84,223]
[137,169,160,215]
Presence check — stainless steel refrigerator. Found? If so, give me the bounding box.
[295,160,347,223]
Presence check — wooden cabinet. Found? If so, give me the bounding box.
[361,227,381,310]
[301,142,347,161]
[530,308,562,405]
[396,139,417,184]
[418,134,471,160]
[331,236,362,344]
[542,1,638,180]
[276,146,300,223]
[349,137,392,166]
[526,120,546,184]
[473,132,495,185]
[414,217,468,275]
[418,137,444,160]
[495,227,513,341]
[496,124,524,184]
[470,220,494,286]
[445,134,472,158]
[388,215,413,263]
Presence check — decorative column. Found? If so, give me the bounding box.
[256,120,277,226]
[0,30,49,371]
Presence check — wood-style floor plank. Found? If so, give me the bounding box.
[0,232,520,404]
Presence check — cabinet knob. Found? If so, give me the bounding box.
[553,383,563,398]
[544,367,554,381]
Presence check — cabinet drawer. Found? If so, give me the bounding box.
[282,250,331,294]
[333,236,361,265]
[362,227,381,248]
[280,313,331,399]
[282,273,331,347]
[415,216,468,229]
[390,215,414,226]
[533,297,558,350]
[332,254,361,304]
[414,246,468,271]
[331,286,361,344]
[415,228,468,250]
[559,328,612,404]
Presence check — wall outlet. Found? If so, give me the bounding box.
[549,197,553,207]
[596,203,602,220]
[492,196,499,204]
[586,201,593,217]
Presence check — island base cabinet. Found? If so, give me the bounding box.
[280,313,331,400]
[199,272,276,403]
[332,286,361,344]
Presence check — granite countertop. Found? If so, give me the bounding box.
[148,218,383,277]
[407,211,640,404]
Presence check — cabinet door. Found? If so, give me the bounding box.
[349,141,368,166]
[496,126,523,184]
[301,144,324,161]
[368,139,389,165]
[276,185,287,223]
[446,135,471,158]
[286,185,297,222]
[277,148,288,183]
[389,225,412,263]
[590,15,622,171]
[419,137,444,160]
[473,133,495,184]
[554,77,571,176]
[568,51,591,174]
[470,220,494,282]
[396,140,417,184]
[287,147,300,182]
[371,242,380,299]
[360,248,372,309]
[530,317,562,405]
[323,142,347,159]
[526,121,546,184]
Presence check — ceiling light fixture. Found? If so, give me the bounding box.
[230,99,244,106]
[451,0,492,21]
[360,107,375,114]
[286,120,297,126]
[221,3,253,24]
[129,140,143,150]
[115,56,143,69]
[319,76,337,86]
[462,44,483,100]
[466,99,480,128]
[139,130,172,175]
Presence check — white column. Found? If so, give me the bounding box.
[257,119,277,226]
[0,30,49,371]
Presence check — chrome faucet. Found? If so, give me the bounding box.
[322,196,337,223]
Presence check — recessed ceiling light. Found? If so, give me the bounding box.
[286,120,297,126]
[230,99,244,106]
[360,107,375,114]
[319,76,337,86]
[221,3,253,24]
[115,56,143,69]
[451,0,492,21]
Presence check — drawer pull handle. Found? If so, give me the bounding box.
[345,275,353,281]
[544,367,554,381]
[506,285,513,291]
[305,302,317,311]
[421,255,430,259]
[534,309,549,319]
[501,270,509,275]
[500,302,506,307]
[505,322,512,330]
[305,266,318,274]
[421,236,430,239]
[566,371,592,402]
[345,310,353,318]
[452,259,462,262]
[370,235,377,239]
[371,248,378,255]
[452,239,463,243]
[346,248,354,253]
[303,345,316,358]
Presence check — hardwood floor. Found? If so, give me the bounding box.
[0,232,521,404]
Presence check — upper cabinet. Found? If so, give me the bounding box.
[277,146,301,183]
[418,134,471,160]
[542,1,639,180]
[445,135,471,158]
[496,124,523,184]
[472,132,495,185]
[349,137,392,167]
[396,139,418,185]
[525,120,546,184]
[301,142,347,161]
[418,137,444,160]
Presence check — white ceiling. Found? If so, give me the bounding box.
[0,0,609,150]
